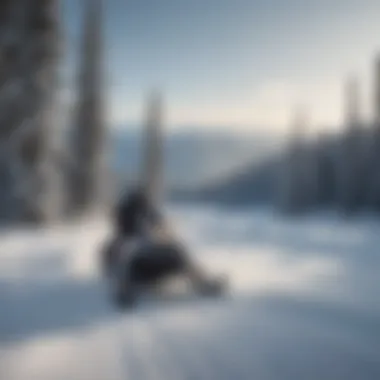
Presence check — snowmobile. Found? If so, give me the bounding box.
[101,223,228,308]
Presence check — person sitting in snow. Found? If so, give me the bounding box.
[102,186,224,299]
[103,186,160,272]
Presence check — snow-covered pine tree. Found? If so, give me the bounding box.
[367,55,380,210]
[141,91,165,208]
[69,0,108,216]
[336,76,362,214]
[0,0,61,224]
[276,107,309,214]
[314,131,336,207]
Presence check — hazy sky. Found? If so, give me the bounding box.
[63,0,380,133]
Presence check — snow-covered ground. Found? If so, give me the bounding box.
[0,205,379,380]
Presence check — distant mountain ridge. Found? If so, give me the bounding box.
[171,156,280,205]
[110,126,283,190]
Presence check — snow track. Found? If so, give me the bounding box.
[1,207,380,380]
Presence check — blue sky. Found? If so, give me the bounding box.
[63,0,380,133]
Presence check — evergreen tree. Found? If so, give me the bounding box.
[141,91,165,208]
[336,76,362,214]
[69,0,108,216]
[0,0,61,224]
[368,55,380,210]
[277,107,309,214]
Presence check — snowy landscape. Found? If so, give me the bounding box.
[2,2,380,379]
[1,205,379,380]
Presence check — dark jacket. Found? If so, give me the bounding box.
[115,191,161,237]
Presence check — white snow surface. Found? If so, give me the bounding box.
[0,205,379,380]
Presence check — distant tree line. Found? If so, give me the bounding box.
[277,57,380,216]
[175,55,380,217]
